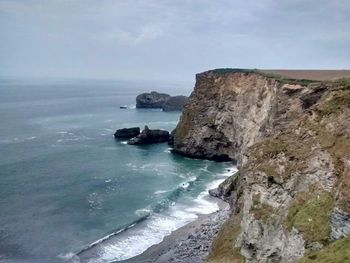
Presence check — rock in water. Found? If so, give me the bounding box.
[162,96,188,111]
[136,91,171,108]
[114,127,140,139]
[168,129,176,146]
[128,126,170,145]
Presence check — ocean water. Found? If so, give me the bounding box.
[0,78,235,263]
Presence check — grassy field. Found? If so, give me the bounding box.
[260,69,350,81]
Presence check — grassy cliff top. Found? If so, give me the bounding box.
[200,68,350,87]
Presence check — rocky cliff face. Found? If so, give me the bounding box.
[173,69,317,163]
[173,69,350,262]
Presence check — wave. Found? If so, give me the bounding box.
[72,206,197,262]
[54,131,92,144]
[187,167,238,215]
[74,214,151,260]
[68,165,237,262]
[153,190,168,195]
[0,136,38,145]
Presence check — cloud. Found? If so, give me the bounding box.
[0,0,349,81]
[104,25,164,45]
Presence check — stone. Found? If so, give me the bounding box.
[128,126,170,145]
[114,127,140,139]
[168,129,176,146]
[331,208,350,240]
[136,91,171,108]
[208,172,238,201]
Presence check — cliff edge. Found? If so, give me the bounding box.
[173,69,325,163]
[173,69,350,262]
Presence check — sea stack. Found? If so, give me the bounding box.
[136,91,171,108]
[128,126,170,145]
[114,127,140,139]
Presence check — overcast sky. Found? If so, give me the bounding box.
[0,0,349,82]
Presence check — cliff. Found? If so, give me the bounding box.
[173,69,350,262]
[173,69,319,163]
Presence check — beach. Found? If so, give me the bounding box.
[118,199,230,263]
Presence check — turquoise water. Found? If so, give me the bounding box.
[0,79,234,262]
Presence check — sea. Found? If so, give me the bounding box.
[0,78,236,263]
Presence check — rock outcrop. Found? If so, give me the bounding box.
[136,91,171,108]
[209,171,239,201]
[128,126,170,145]
[114,127,140,139]
[173,69,322,163]
[162,95,188,111]
[173,69,350,262]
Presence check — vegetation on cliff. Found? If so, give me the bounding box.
[207,216,244,263]
[285,189,334,244]
[214,81,349,261]
[173,69,350,262]
[298,237,350,263]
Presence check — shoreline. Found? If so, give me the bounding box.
[116,199,230,263]
[72,165,236,263]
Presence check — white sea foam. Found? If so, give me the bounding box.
[57,252,80,262]
[154,190,168,195]
[77,165,238,262]
[179,182,190,189]
[135,208,151,217]
[163,148,172,153]
[179,175,197,190]
[187,165,238,215]
[0,136,38,144]
[96,205,198,262]
[56,131,69,134]
[199,164,209,172]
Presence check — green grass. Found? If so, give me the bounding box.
[297,237,350,263]
[285,190,334,243]
[319,90,350,116]
[208,217,245,263]
[208,68,257,74]
[250,129,313,183]
[334,77,350,88]
[208,68,318,86]
[256,70,318,86]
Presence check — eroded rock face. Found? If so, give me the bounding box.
[173,69,350,262]
[209,171,239,201]
[128,126,169,145]
[172,70,319,163]
[331,208,350,240]
[136,91,171,108]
